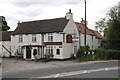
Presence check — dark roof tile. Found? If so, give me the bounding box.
[11,18,69,35]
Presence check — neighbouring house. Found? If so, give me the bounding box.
[0,31,12,57]
[75,21,106,50]
[11,9,80,60]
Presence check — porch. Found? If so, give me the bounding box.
[22,45,45,60]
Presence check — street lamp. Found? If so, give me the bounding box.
[84,0,87,46]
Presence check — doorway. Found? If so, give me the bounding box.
[26,47,31,58]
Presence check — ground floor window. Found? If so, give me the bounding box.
[74,46,77,54]
[56,49,60,55]
[46,46,53,54]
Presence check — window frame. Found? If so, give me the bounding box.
[46,46,53,54]
[48,33,53,42]
[19,35,23,43]
[32,34,37,43]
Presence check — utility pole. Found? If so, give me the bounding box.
[84,0,87,46]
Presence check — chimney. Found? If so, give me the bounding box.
[95,26,98,31]
[65,9,73,20]
[81,18,88,26]
[18,21,21,25]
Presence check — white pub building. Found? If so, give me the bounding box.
[0,9,106,60]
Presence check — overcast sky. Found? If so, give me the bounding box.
[0,0,119,31]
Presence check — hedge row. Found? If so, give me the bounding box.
[77,46,120,61]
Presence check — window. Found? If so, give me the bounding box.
[66,35,72,43]
[56,49,60,55]
[92,35,93,42]
[74,46,77,54]
[98,39,101,44]
[46,46,53,54]
[48,33,53,42]
[32,34,37,42]
[19,35,23,42]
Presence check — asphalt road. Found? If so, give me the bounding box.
[2,60,119,79]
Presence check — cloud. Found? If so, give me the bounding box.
[13,2,39,7]
[0,0,119,31]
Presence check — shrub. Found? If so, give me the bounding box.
[94,49,120,60]
[77,46,90,61]
[77,47,120,61]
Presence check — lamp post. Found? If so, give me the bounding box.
[84,0,87,46]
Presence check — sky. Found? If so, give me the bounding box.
[0,0,119,31]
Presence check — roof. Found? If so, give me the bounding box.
[91,30,106,40]
[75,22,106,40]
[11,18,69,35]
[0,31,13,41]
[75,22,95,35]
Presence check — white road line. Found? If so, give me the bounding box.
[54,74,60,78]
[84,70,87,73]
[105,68,108,71]
[37,66,119,78]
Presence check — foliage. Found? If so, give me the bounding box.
[0,16,10,31]
[106,6,120,50]
[77,48,120,61]
[95,4,120,50]
[95,18,107,34]
[76,46,90,61]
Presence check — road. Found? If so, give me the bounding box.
[2,60,119,79]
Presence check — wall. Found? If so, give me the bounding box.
[0,41,11,57]
[11,34,42,56]
[80,33,101,49]
[63,19,79,59]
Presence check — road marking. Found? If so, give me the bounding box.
[36,66,119,78]
[54,74,60,78]
[84,70,87,73]
[105,68,108,71]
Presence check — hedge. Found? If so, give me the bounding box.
[77,46,120,61]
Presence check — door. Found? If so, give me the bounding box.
[26,47,31,58]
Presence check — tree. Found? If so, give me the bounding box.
[106,5,120,50]
[95,4,120,50]
[95,18,107,34]
[0,16,10,31]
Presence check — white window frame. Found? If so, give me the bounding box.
[32,34,37,42]
[19,35,23,43]
[46,46,53,54]
[74,46,77,54]
[48,33,53,42]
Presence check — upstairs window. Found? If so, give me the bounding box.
[32,34,37,42]
[19,35,23,42]
[48,33,53,42]
[66,34,72,43]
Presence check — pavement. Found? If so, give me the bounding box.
[0,58,2,80]
[2,58,119,74]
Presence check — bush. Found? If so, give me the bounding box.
[77,47,120,61]
[77,46,90,61]
[93,49,120,60]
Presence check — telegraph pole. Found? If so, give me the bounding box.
[84,0,87,46]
